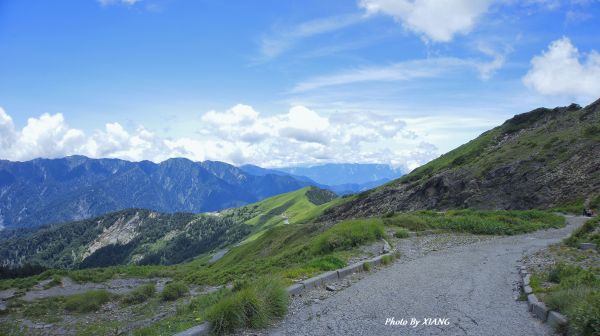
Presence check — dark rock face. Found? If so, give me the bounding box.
[0,157,312,229]
[322,99,600,220]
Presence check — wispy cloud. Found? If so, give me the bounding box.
[291,56,505,93]
[257,14,366,61]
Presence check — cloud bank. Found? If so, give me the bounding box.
[0,105,437,170]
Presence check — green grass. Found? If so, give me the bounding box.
[64,289,112,313]
[206,277,288,335]
[393,228,410,238]
[239,187,344,243]
[313,219,385,254]
[122,283,156,305]
[381,255,394,265]
[542,263,600,336]
[133,289,230,336]
[565,217,600,248]
[382,210,564,235]
[552,198,586,215]
[160,282,188,301]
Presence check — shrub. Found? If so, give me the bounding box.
[305,256,345,271]
[64,290,111,313]
[122,283,156,305]
[362,262,371,272]
[206,277,288,335]
[381,255,393,265]
[161,282,188,301]
[313,219,385,254]
[393,228,410,238]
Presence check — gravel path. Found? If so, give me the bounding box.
[266,216,587,336]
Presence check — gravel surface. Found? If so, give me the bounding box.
[263,216,587,336]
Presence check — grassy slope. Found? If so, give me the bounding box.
[236,186,346,242]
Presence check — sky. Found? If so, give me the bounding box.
[0,0,599,170]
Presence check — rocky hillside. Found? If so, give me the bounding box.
[322,99,600,220]
[0,187,337,270]
[0,156,313,229]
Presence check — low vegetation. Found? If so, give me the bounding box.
[313,219,385,254]
[536,264,600,336]
[122,283,156,305]
[206,277,288,334]
[528,218,600,336]
[393,227,410,238]
[565,217,600,248]
[383,210,564,235]
[160,282,188,301]
[64,289,112,313]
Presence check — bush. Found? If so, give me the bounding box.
[206,277,288,335]
[381,255,393,265]
[313,219,385,254]
[122,283,156,305]
[362,262,371,272]
[393,228,410,238]
[161,282,188,301]
[305,256,345,271]
[64,290,111,313]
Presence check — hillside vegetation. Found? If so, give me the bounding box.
[322,99,600,220]
[0,187,338,271]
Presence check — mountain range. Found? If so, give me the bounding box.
[0,157,399,229]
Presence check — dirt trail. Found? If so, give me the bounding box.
[266,216,587,336]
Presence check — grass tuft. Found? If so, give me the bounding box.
[160,282,188,301]
[206,277,288,335]
[122,283,156,305]
[64,290,111,313]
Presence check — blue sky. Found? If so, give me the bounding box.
[0,0,599,169]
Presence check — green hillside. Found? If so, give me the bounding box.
[0,187,339,271]
[322,99,600,221]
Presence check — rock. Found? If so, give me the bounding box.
[174,322,212,336]
[523,274,531,286]
[287,284,304,296]
[523,285,533,295]
[547,311,568,329]
[531,301,549,321]
[0,302,8,314]
[325,285,337,292]
[579,243,597,251]
[527,294,538,312]
[382,239,391,254]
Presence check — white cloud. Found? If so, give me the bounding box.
[359,0,492,42]
[523,37,600,97]
[0,105,438,170]
[292,56,504,93]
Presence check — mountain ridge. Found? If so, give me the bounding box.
[321,99,600,221]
